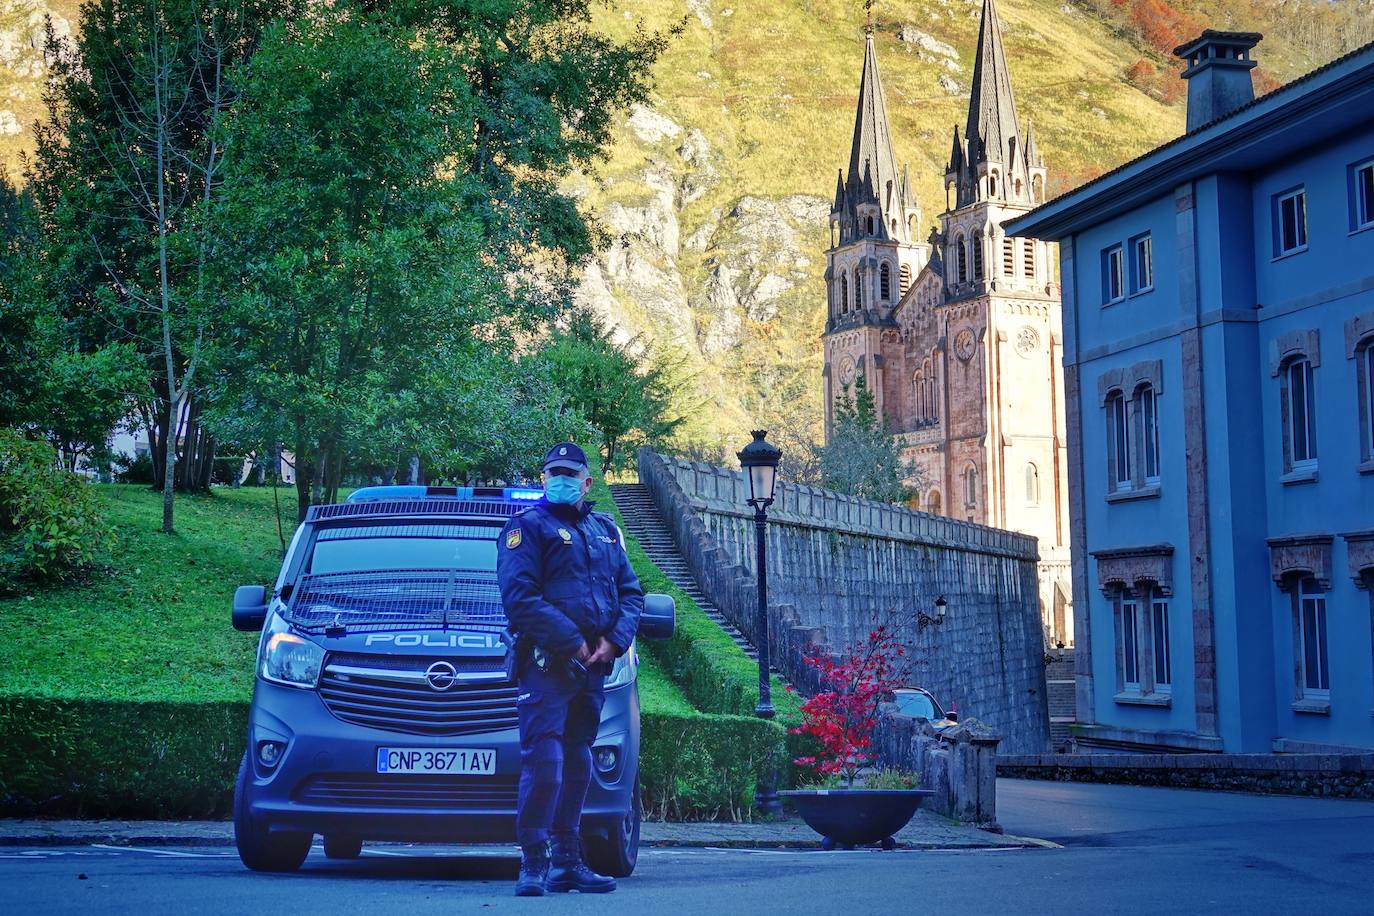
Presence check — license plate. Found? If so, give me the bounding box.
[376,747,497,775]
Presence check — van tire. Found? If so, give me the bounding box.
[234,752,311,872]
[584,778,640,878]
[323,835,363,859]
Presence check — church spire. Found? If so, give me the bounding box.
[847,29,901,201]
[832,27,920,247]
[965,0,1020,167]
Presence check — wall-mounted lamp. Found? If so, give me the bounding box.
[917,595,947,631]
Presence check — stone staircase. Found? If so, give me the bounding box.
[1046,649,1077,751]
[609,482,772,669]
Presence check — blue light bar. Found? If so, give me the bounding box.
[343,485,544,504]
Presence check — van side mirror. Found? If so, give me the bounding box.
[639,593,675,640]
[233,585,269,632]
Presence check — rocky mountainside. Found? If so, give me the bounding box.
[4,0,1365,457]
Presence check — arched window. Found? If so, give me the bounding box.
[927,491,942,516]
[1282,357,1317,469]
[1003,237,1015,275]
[964,463,979,507]
[866,214,875,236]
[972,230,984,279]
[1023,239,1035,279]
[956,235,967,283]
[1015,177,1023,197]
[840,274,848,314]
[1136,384,1160,483]
[899,264,912,295]
[880,263,892,301]
[1106,390,1131,491]
[914,372,926,421]
[1025,463,1040,505]
[1032,175,1044,204]
[989,171,998,196]
[855,270,864,310]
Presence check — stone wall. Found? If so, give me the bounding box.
[997,753,1374,799]
[874,714,1002,829]
[637,449,1051,754]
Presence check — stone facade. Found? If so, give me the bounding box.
[820,4,1071,646]
[638,449,1051,755]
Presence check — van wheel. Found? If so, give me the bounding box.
[323,835,363,859]
[233,752,311,872]
[584,778,640,878]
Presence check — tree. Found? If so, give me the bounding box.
[28,0,284,530]
[1,174,143,466]
[378,1,675,312]
[206,8,495,518]
[818,376,921,503]
[535,311,687,472]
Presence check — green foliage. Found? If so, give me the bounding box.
[817,376,919,504]
[535,311,688,472]
[639,710,786,822]
[799,768,920,790]
[0,430,110,593]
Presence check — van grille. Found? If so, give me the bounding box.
[318,659,518,736]
[294,774,519,809]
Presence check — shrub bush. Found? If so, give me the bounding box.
[113,450,155,485]
[0,696,786,821]
[0,430,110,594]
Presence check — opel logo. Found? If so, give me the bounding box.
[424,661,458,691]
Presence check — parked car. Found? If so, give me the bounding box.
[890,687,957,729]
[230,485,674,876]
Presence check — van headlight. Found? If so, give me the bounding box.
[605,643,638,688]
[259,614,323,688]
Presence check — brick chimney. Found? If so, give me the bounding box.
[1174,30,1263,132]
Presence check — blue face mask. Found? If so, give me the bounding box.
[544,474,584,505]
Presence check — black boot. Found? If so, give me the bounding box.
[514,842,550,897]
[547,836,616,894]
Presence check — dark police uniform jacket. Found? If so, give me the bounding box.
[496,498,644,662]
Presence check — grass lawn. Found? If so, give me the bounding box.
[0,484,691,709]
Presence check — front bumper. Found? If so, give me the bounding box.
[242,678,640,843]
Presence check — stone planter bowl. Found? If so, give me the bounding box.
[780,788,935,849]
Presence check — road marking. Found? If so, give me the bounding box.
[90,845,236,858]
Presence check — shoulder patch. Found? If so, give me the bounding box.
[505,528,523,549]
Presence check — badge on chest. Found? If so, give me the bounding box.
[557,527,573,544]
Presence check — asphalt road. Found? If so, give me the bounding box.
[4,780,1373,915]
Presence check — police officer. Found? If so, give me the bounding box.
[496,442,643,896]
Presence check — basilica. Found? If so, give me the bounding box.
[821,0,1071,642]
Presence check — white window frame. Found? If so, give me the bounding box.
[1354,159,1374,231]
[1130,234,1153,294]
[1364,342,1374,460]
[1151,597,1172,693]
[1284,357,1318,470]
[1297,578,1330,699]
[1107,390,1132,492]
[1275,187,1309,257]
[1103,245,1125,304]
[1120,596,1142,691]
[1139,385,1160,485]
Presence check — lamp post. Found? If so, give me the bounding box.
[737,429,782,817]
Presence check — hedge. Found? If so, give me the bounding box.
[0,695,786,822]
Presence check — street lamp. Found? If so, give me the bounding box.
[736,429,782,817]
[917,595,947,631]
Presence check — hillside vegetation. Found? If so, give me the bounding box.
[4,0,1370,458]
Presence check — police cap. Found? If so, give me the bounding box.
[543,441,590,473]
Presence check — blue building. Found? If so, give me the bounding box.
[1007,32,1374,753]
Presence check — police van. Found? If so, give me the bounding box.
[230,485,674,876]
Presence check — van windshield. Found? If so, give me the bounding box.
[282,523,506,633]
[309,524,499,574]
